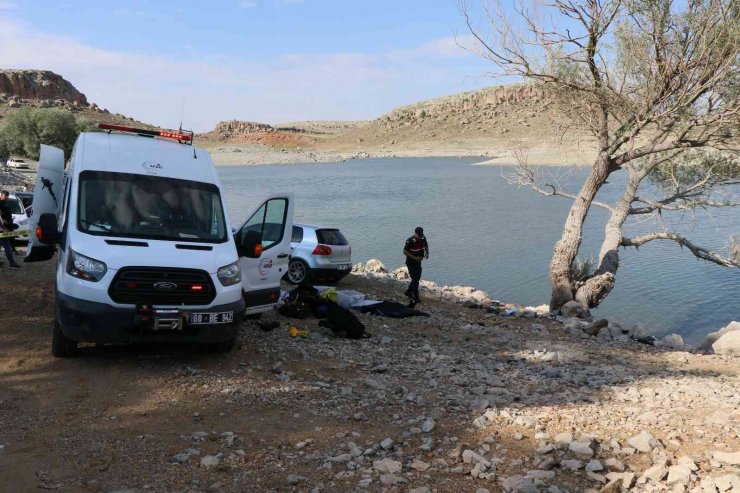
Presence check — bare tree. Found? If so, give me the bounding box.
[462,0,740,310]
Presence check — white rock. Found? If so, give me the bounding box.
[462,449,491,467]
[660,333,685,349]
[372,458,402,474]
[380,437,394,450]
[667,465,692,485]
[554,432,573,448]
[713,330,740,357]
[700,321,740,350]
[628,431,659,453]
[200,455,220,467]
[715,474,740,491]
[561,459,583,471]
[501,475,539,493]
[639,464,668,484]
[364,259,387,273]
[421,418,435,433]
[586,460,604,472]
[569,441,595,459]
[711,451,740,465]
[409,488,430,493]
[411,460,430,472]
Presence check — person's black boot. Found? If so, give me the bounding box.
[9,262,20,269]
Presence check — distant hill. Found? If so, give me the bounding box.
[0,69,155,129]
[203,84,597,164]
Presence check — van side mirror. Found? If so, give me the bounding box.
[238,230,263,258]
[36,213,59,245]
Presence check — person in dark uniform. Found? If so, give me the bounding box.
[0,190,21,269]
[403,226,429,306]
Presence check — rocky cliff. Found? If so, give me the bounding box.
[0,69,88,105]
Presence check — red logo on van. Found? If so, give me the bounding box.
[258,258,273,276]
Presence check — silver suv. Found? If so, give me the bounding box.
[286,224,352,284]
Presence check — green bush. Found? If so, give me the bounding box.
[0,107,83,160]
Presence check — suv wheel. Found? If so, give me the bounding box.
[286,258,311,284]
[52,319,78,357]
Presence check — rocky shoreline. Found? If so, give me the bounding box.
[352,260,740,356]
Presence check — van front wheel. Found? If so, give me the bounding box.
[52,319,78,357]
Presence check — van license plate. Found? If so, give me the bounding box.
[337,264,350,270]
[190,312,234,325]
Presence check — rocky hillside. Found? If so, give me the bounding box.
[0,69,153,129]
[0,69,88,105]
[318,84,592,158]
[199,119,313,148]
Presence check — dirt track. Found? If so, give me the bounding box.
[1,254,739,493]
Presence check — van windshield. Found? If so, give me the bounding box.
[77,171,227,243]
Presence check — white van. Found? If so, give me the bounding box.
[27,124,294,357]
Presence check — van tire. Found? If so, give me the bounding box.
[52,319,78,357]
[210,337,236,353]
[286,258,311,285]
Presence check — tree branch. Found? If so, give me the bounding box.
[621,233,739,267]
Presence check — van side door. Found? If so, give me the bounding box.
[234,193,294,313]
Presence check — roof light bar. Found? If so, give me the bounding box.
[97,123,193,145]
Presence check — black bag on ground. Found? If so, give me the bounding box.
[318,303,368,339]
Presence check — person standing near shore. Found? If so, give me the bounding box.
[0,190,21,269]
[403,226,429,306]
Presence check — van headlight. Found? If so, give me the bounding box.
[67,249,107,282]
[217,261,241,286]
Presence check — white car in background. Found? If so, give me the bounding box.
[286,224,352,284]
[6,159,30,169]
[6,193,30,241]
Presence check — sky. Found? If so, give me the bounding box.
[0,0,504,131]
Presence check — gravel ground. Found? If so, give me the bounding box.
[0,257,738,493]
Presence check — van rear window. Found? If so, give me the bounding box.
[316,229,348,245]
[77,171,227,243]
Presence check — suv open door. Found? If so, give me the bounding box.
[25,145,65,263]
[234,193,294,315]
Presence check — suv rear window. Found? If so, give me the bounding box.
[316,229,348,245]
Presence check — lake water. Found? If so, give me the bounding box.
[218,157,739,345]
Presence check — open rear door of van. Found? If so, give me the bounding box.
[25,145,65,263]
[235,193,294,314]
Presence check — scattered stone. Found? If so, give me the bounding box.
[586,460,604,472]
[200,455,220,467]
[667,465,692,485]
[286,474,306,485]
[554,432,573,448]
[462,449,491,467]
[600,479,623,493]
[380,438,394,450]
[411,460,430,472]
[628,431,660,453]
[421,418,435,433]
[372,458,402,474]
[715,474,740,491]
[409,488,430,493]
[569,441,596,459]
[639,463,668,484]
[660,333,685,349]
[501,475,539,493]
[712,330,740,356]
[711,451,740,466]
[561,459,583,471]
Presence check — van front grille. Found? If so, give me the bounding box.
[108,267,216,305]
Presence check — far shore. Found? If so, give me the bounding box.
[205,142,596,167]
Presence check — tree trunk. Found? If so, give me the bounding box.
[549,156,612,311]
[574,167,644,308]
